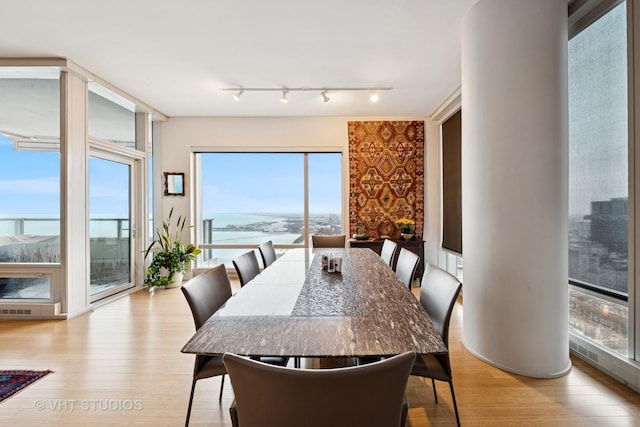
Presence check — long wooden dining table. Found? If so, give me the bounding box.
[181,247,447,359]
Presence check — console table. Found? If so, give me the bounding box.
[348,238,425,280]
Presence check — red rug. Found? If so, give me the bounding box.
[0,370,53,403]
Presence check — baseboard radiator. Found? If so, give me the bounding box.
[0,302,61,318]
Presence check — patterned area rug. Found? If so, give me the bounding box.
[0,370,53,403]
[348,121,425,239]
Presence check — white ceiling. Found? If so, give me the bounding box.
[0,0,478,118]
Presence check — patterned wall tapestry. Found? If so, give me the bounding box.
[348,121,424,239]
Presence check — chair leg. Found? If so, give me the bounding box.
[218,374,225,402]
[431,378,438,403]
[229,399,239,427]
[400,394,409,427]
[449,381,461,427]
[185,378,197,427]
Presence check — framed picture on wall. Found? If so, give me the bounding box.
[164,172,185,196]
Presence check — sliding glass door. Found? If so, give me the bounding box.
[196,152,343,268]
[88,155,134,301]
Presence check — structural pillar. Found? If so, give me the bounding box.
[461,0,571,377]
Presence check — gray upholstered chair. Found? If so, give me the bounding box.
[232,250,261,287]
[311,234,346,248]
[181,264,233,426]
[258,240,277,268]
[411,263,462,426]
[224,351,416,427]
[395,248,420,289]
[381,239,399,269]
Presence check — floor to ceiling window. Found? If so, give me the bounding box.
[0,68,60,300]
[88,82,140,301]
[196,152,342,267]
[568,1,629,356]
[0,60,155,316]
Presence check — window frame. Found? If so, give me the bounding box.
[568,0,638,366]
[192,148,345,267]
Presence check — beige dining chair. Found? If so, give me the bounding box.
[257,240,277,268]
[232,250,261,287]
[224,351,416,427]
[180,264,233,426]
[311,234,346,248]
[381,239,399,269]
[395,248,420,289]
[411,263,462,426]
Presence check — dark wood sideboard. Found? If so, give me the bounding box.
[348,238,425,281]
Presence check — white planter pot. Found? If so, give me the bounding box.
[167,271,184,288]
[159,267,184,288]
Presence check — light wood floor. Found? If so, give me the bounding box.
[0,284,639,426]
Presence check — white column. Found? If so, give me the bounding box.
[461,0,571,377]
[61,71,89,317]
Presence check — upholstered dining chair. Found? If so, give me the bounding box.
[395,248,420,289]
[180,264,233,426]
[381,239,399,269]
[223,351,416,427]
[232,250,261,287]
[257,240,277,268]
[411,263,462,426]
[311,234,346,248]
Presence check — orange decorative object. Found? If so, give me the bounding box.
[348,121,424,239]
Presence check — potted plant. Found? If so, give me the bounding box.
[395,218,415,240]
[144,208,201,289]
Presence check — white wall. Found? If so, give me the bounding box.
[156,116,427,247]
[424,117,444,267]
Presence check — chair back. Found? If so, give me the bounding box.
[181,264,233,330]
[233,250,261,287]
[419,263,462,347]
[258,240,277,268]
[311,234,346,248]
[223,351,416,427]
[395,248,420,289]
[380,239,399,268]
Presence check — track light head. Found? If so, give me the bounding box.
[220,86,392,104]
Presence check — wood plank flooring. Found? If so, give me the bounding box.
[0,284,639,426]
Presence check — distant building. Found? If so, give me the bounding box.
[589,197,628,254]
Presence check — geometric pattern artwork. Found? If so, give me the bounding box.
[348,121,424,239]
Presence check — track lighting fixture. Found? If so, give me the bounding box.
[220,86,391,104]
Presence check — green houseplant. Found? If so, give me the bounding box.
[395,218,415,240]
[144,208,201,288]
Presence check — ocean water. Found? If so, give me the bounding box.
[204,212,302,227]
[1,212,338,268]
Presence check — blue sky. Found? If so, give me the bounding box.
[0,133,129,217]
[1,135,341,218]
[0,133,60,216]
[201,152,341,215]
